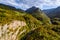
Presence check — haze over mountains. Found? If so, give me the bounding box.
[0,3,60,40]
[43,6,60,18]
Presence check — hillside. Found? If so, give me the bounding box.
[0,4,60,40]
[26,6,51,25]
[43,7,60,18]
[43,7,60,25]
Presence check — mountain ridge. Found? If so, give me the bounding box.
[43,6,60,18]
[0,3,25,12]
[26,6,51,25]
[0,4,60,40]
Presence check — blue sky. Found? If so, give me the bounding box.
[0,0,60,10]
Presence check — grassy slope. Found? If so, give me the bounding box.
[0,5,43,40]
[0,4,60,40]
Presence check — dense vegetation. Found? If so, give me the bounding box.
[0,4,60,40]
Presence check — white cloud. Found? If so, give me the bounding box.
[0,0,30,10]
[0,0,60,10]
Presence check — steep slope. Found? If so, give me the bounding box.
[0,4,43,40]
[26,6,51,25]
[22,26,60,40]
[0,4,60,40]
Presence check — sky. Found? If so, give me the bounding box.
[0,0,60,10]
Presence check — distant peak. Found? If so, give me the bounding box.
[55,6,60,10]
[56,6,60,9]
[30,6,39,10]
[31,6,37,9]
[26,6,41,13]
[57,6,60,8]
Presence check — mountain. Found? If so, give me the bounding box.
[43,8,55,14]
[0,4,60,40]
[0,3,24,12]
[0,4,43,40]
[43,7,60,18]
[26,6,51,25]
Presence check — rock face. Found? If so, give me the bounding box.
[0,20,26,40]
[9,20,26,28]
[0,4,60,40]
